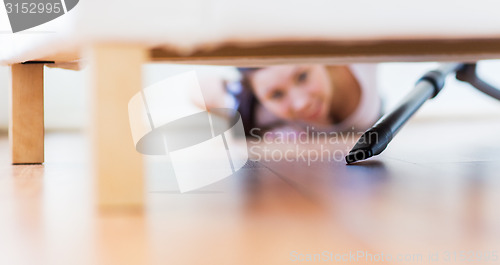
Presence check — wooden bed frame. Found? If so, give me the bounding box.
[7,38,500,210]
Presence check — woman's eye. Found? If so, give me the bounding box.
[297,71,308,83]
[270,90,285,100]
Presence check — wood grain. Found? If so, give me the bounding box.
[1,115,500,264]
[150,39,500,66]
[17,37,500,68]
[9,63,44,164]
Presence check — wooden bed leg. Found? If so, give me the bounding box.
[87,44,147,210]
[9,63,45,164]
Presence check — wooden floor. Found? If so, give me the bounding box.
[1,116,500,265]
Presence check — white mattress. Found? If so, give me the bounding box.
[1,0,500,64]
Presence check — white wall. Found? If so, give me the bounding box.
[378,61,500,119]
[0,66,8,130]
[0,65,88,132]
[0,63,238,132]
[1,61,500,132]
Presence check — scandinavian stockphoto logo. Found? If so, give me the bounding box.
[128,71,249,192]
[3,0,79,33]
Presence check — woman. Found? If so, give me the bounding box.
[197,64,382,136]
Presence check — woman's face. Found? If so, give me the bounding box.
[249,65,333,125]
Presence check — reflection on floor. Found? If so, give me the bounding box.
[1,116,500,265]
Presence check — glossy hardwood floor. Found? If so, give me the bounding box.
[1,116,500,265]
